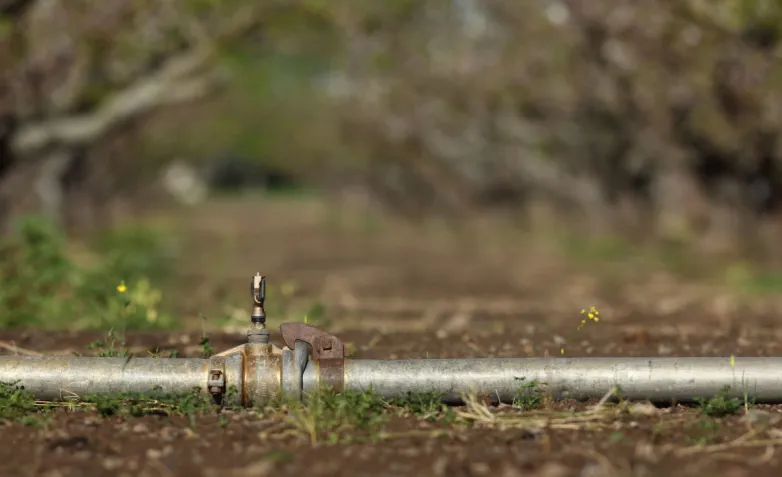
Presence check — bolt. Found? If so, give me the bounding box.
[208,370,224,395]
[321,338,333,351]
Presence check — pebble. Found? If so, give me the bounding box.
[432,457,449,477]
[146,445,173,460]
[499,463,523,477]
[628,402,659,416]
[132,423,149,433]
[470,462,490,475]
[102,457,125,471]
[399,447,421,457]
[538,462,571,477]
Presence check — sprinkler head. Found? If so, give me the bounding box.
[248,273,269,343]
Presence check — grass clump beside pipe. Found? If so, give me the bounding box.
[512,377,544,410]
[0,215,178,331]
[696,387,743,418]
[84,388,219,426]
[0,381,225,427]
[267,389,465,444]
[283,388,389,444]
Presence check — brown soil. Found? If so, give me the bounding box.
[1,196,781,477]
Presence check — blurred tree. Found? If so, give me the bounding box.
[0,0,267,231]
[3,0,782,261]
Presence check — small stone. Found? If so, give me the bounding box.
[400,447,421,457]
[146,449,163,460]
[634,441,659,463]
[470,462,490,475]
[159,426,178,441]
[539,462,570,477]
[500,463,523,477]
[628,402,659,416]
[205,462,273,477]
[132,423,149,433]
[580,463,602,477]
[146,445,173,460]
[102,457,124,470]
[432,457,449,477]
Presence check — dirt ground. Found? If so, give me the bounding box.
[1,196,782,477]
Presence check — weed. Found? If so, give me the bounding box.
[0,380,219,428]
[286,388,388,444]
[389,391,456,422]
[0,382,48,425]
[86,390,216,427]
[200,335,214,358]
[696,387,742,418]
[609,431,625,443]
[0,215,176,330]
[303,301,328,327]
[87,330,129,357]
[91,225,176,285]
[685,416,722,445]
[262,450,295,462]
[147,348,180,358]
[512,377,542,410]
[560,306,601,355]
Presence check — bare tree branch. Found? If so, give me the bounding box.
[11,47,226,156]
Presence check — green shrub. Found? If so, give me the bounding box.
[0,215,177,330]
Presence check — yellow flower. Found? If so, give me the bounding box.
[116,282,127,294]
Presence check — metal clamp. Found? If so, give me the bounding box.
[280,322,348,392]
[207,357,226,402]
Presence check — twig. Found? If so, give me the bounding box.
[0,340,42,356]
[676,437,782,456]
[589,385,618,412]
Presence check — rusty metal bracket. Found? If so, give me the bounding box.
[279,323,347,392]
[207,356,227,404]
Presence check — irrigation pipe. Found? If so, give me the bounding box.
[0,274,775,405]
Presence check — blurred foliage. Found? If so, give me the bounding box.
[0,215,177,330]
[6,0,782,258]
[143,0,782,254]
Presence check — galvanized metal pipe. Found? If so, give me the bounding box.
[4,353,782,406]
[0,356,213,401]
[302,357,782,403]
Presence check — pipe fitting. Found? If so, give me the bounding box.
[241,342,283,407]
